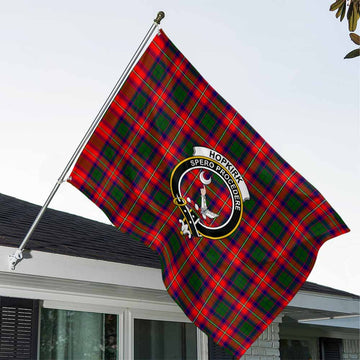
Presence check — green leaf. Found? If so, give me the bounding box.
[340,2,347,20]
[348,2,360,31]
[344,48,360,58]
[330,0,345,11]
[336,2,347,20]
[347,2,353,20]
[350,32,360,44]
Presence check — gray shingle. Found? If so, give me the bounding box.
[0,193,160,268]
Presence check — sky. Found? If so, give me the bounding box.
[0,1,359,295]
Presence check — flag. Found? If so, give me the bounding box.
[68,30,349,358]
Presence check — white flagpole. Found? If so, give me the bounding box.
[8,11,165,270]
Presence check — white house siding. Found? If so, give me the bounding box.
[343,339,360,360]
[241,317,282,360]
[0,245,359,360]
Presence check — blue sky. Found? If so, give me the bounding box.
[0,1,358,294]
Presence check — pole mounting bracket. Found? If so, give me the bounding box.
[8,249,23,270]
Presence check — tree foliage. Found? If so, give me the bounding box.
[329,0,360,58]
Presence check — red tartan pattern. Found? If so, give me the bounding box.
[68,30,349,358]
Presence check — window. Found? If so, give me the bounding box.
[39,307,205,360]
[280,339,315,360]
[134,318,197,360]
[319,338,342,360]
[39,308,118,360]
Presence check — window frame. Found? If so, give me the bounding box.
[126,308,208,360]
[39,302,123,360]
[40,301,208,360]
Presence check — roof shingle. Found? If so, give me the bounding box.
[0,193,160,268]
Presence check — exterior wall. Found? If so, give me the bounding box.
[343,339,360,360]
[241,316,282,360]
[0,246,359,360]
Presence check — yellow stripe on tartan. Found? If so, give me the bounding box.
[148,42,332,238]
[148,112,239,287]
[166,137,242,289]
[80,146,171,217]
[164,125,260,292]
[168,266,249,351]
[113,98,181,162]
[154,36,334,222]
[94,123,172,191]
[97,73,212,286]
[193,171,296,323]
[152,40,267,153]
[116,55,191,229]
[156,46,322,222]
[217,198,328,345]
[247,181,318,253]
[243,142,266,176]
[159,160,301,349]
[149,53,338,213]
[201,140,312,279]
[95,60,185,215]
[240,218,308,278]
[190,243,269,325]
[156,111,239,284]
[71,166,177,230]
[119,81,209,229]
[132,67,211,149]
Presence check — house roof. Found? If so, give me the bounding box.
[0,193,358,299]
[0,193,160,269]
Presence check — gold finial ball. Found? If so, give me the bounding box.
[154,11,165,24]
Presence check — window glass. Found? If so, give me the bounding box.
[280,339,314,360]
[134,319,197,360]
[40,308,118,360]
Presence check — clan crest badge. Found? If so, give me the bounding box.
[170,147,250,239]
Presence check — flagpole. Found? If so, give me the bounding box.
[8,11,165,271]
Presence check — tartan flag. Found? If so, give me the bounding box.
[68,30,349,358]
